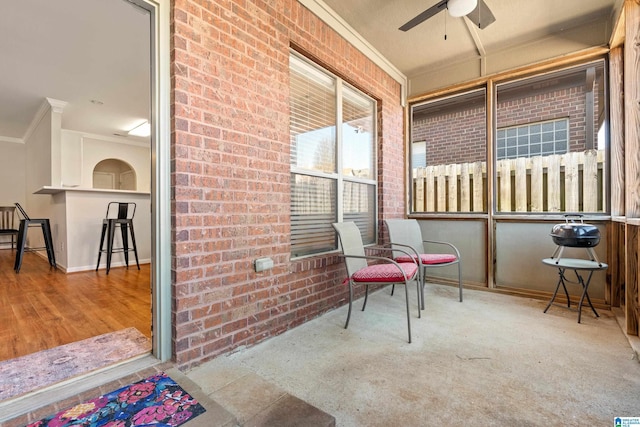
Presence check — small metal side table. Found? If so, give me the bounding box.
[541,258,608,323]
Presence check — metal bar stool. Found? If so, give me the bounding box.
[96,202,140,274]
[13,203,56,273]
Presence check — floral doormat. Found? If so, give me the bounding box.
[26,372,206,427]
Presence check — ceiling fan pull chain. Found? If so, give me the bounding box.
[444,5,448,40]
[478,1,481,28]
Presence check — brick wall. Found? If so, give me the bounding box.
[496,85,588,154]
[171,0,404,369]
[413,106,486,165]
[412,84,591,165]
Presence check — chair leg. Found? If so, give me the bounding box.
[127,221,140,270]
[458,261,463,302]
[420,267,426,310]
[14,220,27,273]
[416,280,421,319]
[344,281,354,329]
[106,220,116,275]
[42,220,56,267]
[121,222,129,268]
[96,223,107,270]
[361,285,369,311]
[404,284,412,343]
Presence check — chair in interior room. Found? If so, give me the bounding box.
[96,202,140,275]
[385,218,463,307]
[332,221,421,343]
[14,203,57,273]
[0,206,19,250]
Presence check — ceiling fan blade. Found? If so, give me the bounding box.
[465,0,496,29]
[399,0,447,32]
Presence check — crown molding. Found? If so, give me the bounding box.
[22,98,68,142]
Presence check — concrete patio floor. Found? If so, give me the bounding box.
[3,283,640,426]
[186,283,640,426]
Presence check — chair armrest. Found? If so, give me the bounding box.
[382,242,421,259]
[366,244,420,265]
[422,240,461,258]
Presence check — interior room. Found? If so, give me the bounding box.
[0,0,153,362]
[1,0,639,425]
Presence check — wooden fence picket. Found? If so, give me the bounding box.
[546,154,562,212]
[472,161,484,212]
[583,149,599,212]
[530,156,543,212]
[460,162,471,212]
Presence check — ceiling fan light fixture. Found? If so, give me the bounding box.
[447,0,477,17]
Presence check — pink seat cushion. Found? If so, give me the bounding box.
[395,253,457,265]
[351,262,418,283]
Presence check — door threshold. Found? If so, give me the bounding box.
[0,353,163,423]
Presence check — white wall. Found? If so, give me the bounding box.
[61,130,151,192]
[25,111,53,195]
[0,140,26,206]
[52,189,151,272]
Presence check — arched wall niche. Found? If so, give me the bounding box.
[92,158,137,190]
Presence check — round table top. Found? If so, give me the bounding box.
[542,257,608,270]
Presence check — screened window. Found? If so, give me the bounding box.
[409,60,608,215]
[495,61,607,213]
[290,54,377,257]
[410,89,487,213]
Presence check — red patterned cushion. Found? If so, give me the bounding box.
[351,262,418,283]
[395,253,457,265]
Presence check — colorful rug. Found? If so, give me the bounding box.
[0,328,151,401]
[26,372,206,427]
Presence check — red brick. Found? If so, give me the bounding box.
[172,0,404,370]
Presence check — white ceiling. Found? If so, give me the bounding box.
[0,0,150,142]
[0,0,619,142]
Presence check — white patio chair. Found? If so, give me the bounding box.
[385,218,463,308]
[333,221,421,343]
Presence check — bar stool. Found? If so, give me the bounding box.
[96,202,140,274]
[14,203,56,273]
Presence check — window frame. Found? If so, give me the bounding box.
[496,118,570,160]
[408,87,488,214]
[406,57,610,218]
[289,52,378,258]
[493,59,609,216]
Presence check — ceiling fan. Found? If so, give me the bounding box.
[399,0,496,32]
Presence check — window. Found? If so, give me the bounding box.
[290,54,377,257]
[495,61,607,213]
[410,89,487,213]
[408,60,608,215]
[496,119,569,160]
[411,141,426,168]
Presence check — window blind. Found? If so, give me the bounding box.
[290,54,377,256]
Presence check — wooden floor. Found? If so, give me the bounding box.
[0,248,151,361]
